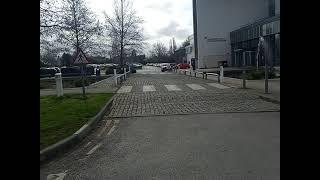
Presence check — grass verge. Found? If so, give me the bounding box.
[40,93,113,150]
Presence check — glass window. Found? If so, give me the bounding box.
[262,24,266,36]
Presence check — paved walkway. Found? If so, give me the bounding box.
[177,69,280,102]
[40,66,279,179]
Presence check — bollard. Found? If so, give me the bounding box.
[219,66,224,83]
[242,70,246,89]
[114,69,117,86]
[124,68,126,80]
[55,73,63,97]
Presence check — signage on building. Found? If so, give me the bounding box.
[207,38,226,43]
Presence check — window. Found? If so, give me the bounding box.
[262,24,267,36]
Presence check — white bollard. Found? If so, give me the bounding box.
[114,69,117,86]
[219,66,224,83]
[55,73,63,97]
[124,68,126,80]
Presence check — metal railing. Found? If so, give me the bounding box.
[113,68,131,86]
[176,66,224,83]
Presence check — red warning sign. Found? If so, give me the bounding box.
[73,49,89,65]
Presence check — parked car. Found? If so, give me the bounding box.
[40,68,56,78]
[160,63,171,72]
[176,63,190,69]
[132,63,142,69]
[60,66,81,77]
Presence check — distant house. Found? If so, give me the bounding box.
[174,48,186,64]
[185,34,195,65]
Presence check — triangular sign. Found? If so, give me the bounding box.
[73,49,89,65]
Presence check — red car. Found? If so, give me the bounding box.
[176,63,190,69]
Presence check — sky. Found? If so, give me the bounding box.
[86,0,194,55]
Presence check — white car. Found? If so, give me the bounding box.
[160,63,170,72]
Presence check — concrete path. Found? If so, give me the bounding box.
[40,66,280,180]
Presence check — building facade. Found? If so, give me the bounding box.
[230,1,280,67]
[185,34,195,65]
[193,0,280,69]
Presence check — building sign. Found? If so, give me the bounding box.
[207,38,226,43]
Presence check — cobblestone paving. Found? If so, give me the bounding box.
[109,73,280,117]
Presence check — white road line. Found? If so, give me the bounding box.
[164,85,182,91]
[97,120,112,137]
[186,84,206,90]
[86,143,102,155]
[207,83,230,89]
[47,170,68,180]
[107,125,116,136]
[143,85,156,92]
[84,141,91,148]
[117,86,133,93]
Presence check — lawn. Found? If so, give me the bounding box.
[40,93,113,150]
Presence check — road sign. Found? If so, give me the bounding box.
[73,49,89,65]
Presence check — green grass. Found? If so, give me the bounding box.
[40,93,113,150]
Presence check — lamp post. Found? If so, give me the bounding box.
[258,36,269,94]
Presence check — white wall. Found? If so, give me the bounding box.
[186,35,195,64]
[196,0,270,68]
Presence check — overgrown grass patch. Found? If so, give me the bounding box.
[40,93,113,150]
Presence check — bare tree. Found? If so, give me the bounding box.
[40,0,63,35]
[104,0,144,68]
[57,0,102,55]
[150,42,168,60]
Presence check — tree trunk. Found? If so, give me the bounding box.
[120,0,124,71]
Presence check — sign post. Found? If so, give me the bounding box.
[73,48,89,97]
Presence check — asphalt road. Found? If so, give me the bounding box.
[40,66,280,180]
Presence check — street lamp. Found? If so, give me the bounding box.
[258,36,269,94]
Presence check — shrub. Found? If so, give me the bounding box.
[73,78,89,87]
[246,69,276,80]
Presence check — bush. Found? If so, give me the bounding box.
[73,78,89,87]
[246,69,276,80]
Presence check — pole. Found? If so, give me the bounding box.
[55,73,63,97]
[114,69,117,86]
[81,65,85,97]
[242,70,246,89]
[219,65,224,83]
[264,37,269,94]
[265,52,269,94]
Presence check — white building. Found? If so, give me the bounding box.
[193,0,279,69]
[185,34,195,65]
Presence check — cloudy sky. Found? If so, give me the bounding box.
[86,0,193,54]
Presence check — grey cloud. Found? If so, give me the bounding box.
[145,2,172,13]
[157,21,179,36]
[157,21,191,40]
